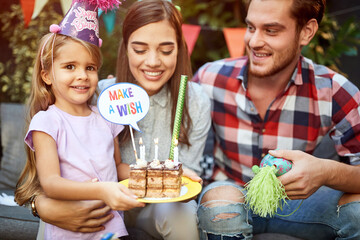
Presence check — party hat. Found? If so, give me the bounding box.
[49,0,121,47]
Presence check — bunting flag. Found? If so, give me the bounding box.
[102,10,117,35]
[223,27,247,58]
[60,0,72,16]
[17,1,245,56]
[20,0,35,27]
[182,24,201,56]
[31,0,49,19]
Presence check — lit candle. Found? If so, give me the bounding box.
[139,137,145,161]
[174,139,179,165]
[154,138,159,160]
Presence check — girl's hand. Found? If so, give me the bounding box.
[100,182,145,210]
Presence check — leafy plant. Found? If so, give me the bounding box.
[177,0,246,71]
[0,0,134,103]
[302,15,360,75]
[179,0,360,76]
[0,2,63,103]
[1,1,359,103]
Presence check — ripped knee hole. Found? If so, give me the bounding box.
[212,212,240,221]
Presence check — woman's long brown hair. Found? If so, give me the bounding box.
[116,0,193,147]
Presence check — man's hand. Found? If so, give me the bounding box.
[269,149,327,200]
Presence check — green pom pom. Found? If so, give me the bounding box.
[252,165,260,174]
[245,165,288,217]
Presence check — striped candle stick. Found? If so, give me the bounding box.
[169,75,188,160]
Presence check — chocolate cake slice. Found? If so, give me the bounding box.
[128,163,147,197]
[146,160,164,198]
[163,161,183,198]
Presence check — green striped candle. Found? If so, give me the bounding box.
[169,75,188,160]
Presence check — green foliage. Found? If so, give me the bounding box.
[1,1,359,103]
[0,2,63,103]
[179,1,360,75]
[98,0,136,80]
[178,0,246,71]
[302,15,360,75]
[0,1,135,103]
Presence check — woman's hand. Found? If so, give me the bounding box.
[36,194,113,233]
[181,168,203,202]
[183,167,202,184]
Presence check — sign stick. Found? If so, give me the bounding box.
[129,126,138,161]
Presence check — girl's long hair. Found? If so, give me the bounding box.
[15,33,102,205]
[116,0,193,147]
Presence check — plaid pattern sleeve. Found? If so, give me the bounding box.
[193,56,360,185]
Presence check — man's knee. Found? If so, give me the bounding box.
[338,193,360,205]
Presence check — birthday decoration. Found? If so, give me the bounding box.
[169,75,188,160]
[99,9,117,35]
[245,154,293,217]
[31,0,49,20]
[97,83,150,132]
[260,154,292,176]
[20,0,35,27]
[182,24,201,56]
[22,1,246,56]
[60,0,72,18]
[223,27,247,58]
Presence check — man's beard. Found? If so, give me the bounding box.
[248,38,300,78]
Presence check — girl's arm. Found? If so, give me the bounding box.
[33,131,142,210]
[114,138,130,181]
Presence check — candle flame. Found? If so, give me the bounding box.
[154,138,159,144]
[139,137,143,145]
[174,138,178,146]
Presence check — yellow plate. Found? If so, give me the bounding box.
[119,177,202,203]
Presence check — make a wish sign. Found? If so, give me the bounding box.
[97,83,150,132]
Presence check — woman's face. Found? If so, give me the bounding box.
[127,20,178,96]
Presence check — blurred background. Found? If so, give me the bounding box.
[0,0,359,103]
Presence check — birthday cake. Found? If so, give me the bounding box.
[128,159,148,197]
[129,159,183,198]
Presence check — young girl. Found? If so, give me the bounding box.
[33,1,210,239]
[14,2,144,238]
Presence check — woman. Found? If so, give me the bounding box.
[34,1,211,239]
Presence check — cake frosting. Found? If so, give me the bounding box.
[128,160,182,198]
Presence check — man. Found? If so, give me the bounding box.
[194,0,360,239]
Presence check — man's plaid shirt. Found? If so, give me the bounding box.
[193,56,360,185]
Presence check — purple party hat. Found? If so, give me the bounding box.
[49,0,121,47]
